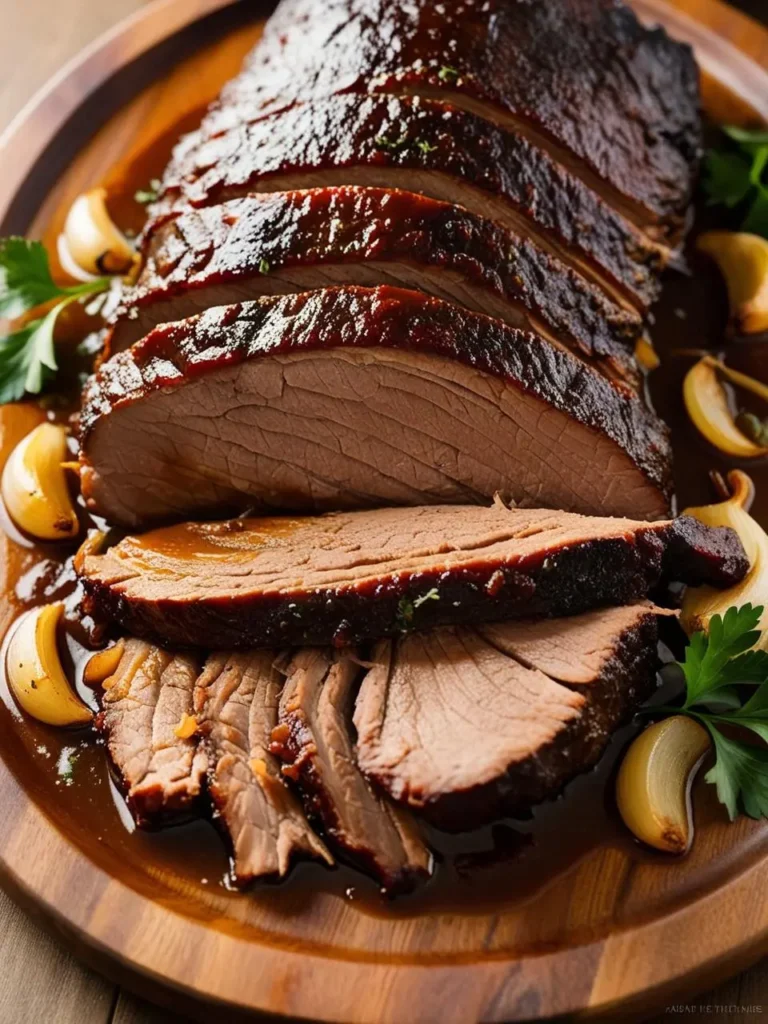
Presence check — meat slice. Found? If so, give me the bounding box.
[270,649,432,891]
[110,187,640,382]
[184,0,700,235]
[77,504,747,650]
[194,649,333,884]
[354,603,665,830]
[78,287,673,527]
[156,96,664,312]
[95,638,205,826]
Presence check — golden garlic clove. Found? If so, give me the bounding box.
[6,604,93,727]
[698,231,768,335]
[617,716,711,854]
[63,188,136,278]
[1,423,79,540]
[635,336,660,372]
[82,639,125,687]
[681,470,768,646]
[683,357,768,458]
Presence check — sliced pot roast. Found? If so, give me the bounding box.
[77,503,747,650]
[80,286,674,528]
[354,602,669,830]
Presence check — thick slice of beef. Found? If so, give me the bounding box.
[354,603,665,830]
[156,95,664,312]
[194,648,333,884]
[109,187,640,383]
[186,0,700,234]
[270,648,432,891]
[78,287,673,527]
[95,638,205,826]
[77,504,747,650]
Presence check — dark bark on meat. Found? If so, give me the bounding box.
[77,504,747,650]
[108,187,640,383]
[270,649,432,891]
[79,286,674,527]
[156,95,664,311]
[182,0,700,233]
[354,604,662,830]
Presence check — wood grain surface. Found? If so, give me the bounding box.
[0,1,767,1022]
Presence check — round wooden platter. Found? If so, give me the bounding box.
[1,1,768,1022]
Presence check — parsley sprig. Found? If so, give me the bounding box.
[703,126,768,237]
[653,604,768,820]
[0,238,109,403]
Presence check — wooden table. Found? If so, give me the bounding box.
[0,1,766,1021]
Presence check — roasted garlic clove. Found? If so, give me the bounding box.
[174,713,199,740]
[617,716,711,853]
[698,231,768,335]
[6,604,93,727]
[2,423,79,540]
[63,188,136,278]
[682,470,768,647]
[82,639,125,687]
[635,336,660,372]
[683,356,768,458]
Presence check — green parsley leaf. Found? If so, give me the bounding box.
[258,258,271,275]
[680,603,766,708]
[703,127,768,238]
[373,133,409,152]
[413,588,440,609]
[0,238,67,318]
[437,65,459,83]
[704,726,768,820]
[0,303,62,404]
[415,139,438,155]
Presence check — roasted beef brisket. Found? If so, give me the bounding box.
[80,287,673,527]
[77,504,747,650]
[110,187,641,381]
[271,649,433,891]
[154,96,664,312]
[354,603,668,830]
[95,639,206,825]
[194,649,333,884]
[177,0,700,235]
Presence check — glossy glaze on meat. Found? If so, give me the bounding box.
[79,287,674,526]
[111,186,640,380]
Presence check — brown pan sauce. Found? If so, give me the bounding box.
[0,111,767,927]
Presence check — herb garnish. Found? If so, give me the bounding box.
[0,239,109,403]
[437,65,460,83]
[703,127,768,237]
[258,258,271,275]
[415,139,438,155]
[134,178,162,205]
[373,133,409,153]
[653,604,768,819]
[396,588,440,631]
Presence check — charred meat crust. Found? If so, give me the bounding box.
[110,186,641,381]
[355,609,661,831]
[156,94,664,310]
[270,650,432,892]
[79,286,673,515]
[77,508,747,651]
[184,0,700,232]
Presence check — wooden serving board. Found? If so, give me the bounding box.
[1,1,768,1021]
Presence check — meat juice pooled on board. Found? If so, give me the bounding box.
[2,0,767,906]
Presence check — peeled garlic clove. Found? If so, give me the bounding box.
[63,188,136,278]
[683,357,768,458]
[635,336,660,372]
[682,470,768,647]
[617,716,710,854]
[6,604,93,727]
[2,423,79,540]
[698,231,768,335]
[82,639,125,687]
